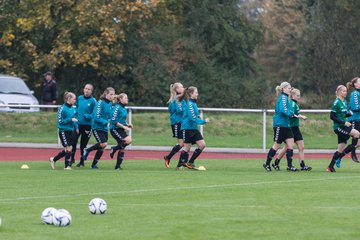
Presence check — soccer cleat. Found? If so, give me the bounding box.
[115,166,122,171]
[351,152,359,163]
[326,167,336,173]
[263,163,271,172]
[110,147,115,159]
[82,148,89,161]
[76,162,84,167]
[184,162,195,169]
[49,157,55,170]
[335,158,341,168]
[91,165,98,169]
[64,166,72,170]
[271,163,280,171]
[286,166,298,172]
[164,156,170,168]
[175,166,183,170]
[301,165,312,171]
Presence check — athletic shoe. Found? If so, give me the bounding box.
[301,165,312,171]
[271,163,280,171]
[176,166,183,170]
[76,162,84,167]
[115,166,122,171]
[82,148,89,161]
[91,164,98,169]
[110,147,115,159]
[64,166,72,170]
[335,158,341,168]
[70,158,75,164]
[263,163,271,172]
[164,156,170,168]
[326,167,336,173]
[351,152,359,163]
[49,157,55,170]
[184,162,195,169]
[286,166,298,172]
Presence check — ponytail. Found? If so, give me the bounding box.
[275,82,291,96]
[167,82,183,104]
[178,86,197,102]
[346,77,360,90]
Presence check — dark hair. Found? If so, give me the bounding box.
[346,77,360,90]
[177,86,197,102]
[43,71,53,77]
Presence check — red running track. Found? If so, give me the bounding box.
[0,147,333,161]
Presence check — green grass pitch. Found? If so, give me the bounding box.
[0,159,360,240]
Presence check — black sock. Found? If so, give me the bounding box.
[274,158,281,165]
[329,151,341,168]
[189,148,202,163]
[166,144,182,160]
[87,143,101,152]
[177,150,189,167]
[65,151,71,167]
[80,148,85,161]
[340,144,355,157]
[71,145,76,160]
[266,148,277,165]
[115,152,125,168]
[300,160,305,168]
[286,149,294,167]
[92,149,104,167]
[53,150,66,161]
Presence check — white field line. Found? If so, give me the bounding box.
[1,176,360,203]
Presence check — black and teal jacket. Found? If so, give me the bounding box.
[181,99,206,130]
[91,98,112,132]
[57,103,78,131]
[348,89,360,122]
[273,93,294,127]
[76,95,97,126]
[110,103,127,130]
[168,98,185,125]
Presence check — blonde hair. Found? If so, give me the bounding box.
[63,92,76,103]
[290,88,300,99]
[275,82,291,96]
[336,85,346,97]
[113,93,128,104]
[167,82,183,104]
[100,87,115,99]
[346,77,360,90]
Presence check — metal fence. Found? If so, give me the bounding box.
[1,104,330,151]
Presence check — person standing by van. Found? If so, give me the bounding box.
[41,71,57,111]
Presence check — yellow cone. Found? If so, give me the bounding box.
[20,164,29,169]
[197,166,206,171]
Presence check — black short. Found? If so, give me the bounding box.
[334,126,352,144]
[351,121,360,131]
[291,126,303,142]
[92,129,108,143]
[171,123,182,139]
[110,128,128,144]
[273,127,294,144]
[182,129,203,144]
[58,130,74,147]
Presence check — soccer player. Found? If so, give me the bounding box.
[328,85,360,172]
[345,77,360,163]
[49,92,78,170]
[163,82,185,168]
[82,87,115,169]
[109,93,133,170]
[176,86,209,170]
[263,82,298,172]
[71,84,97,167]
[272,88,312,171]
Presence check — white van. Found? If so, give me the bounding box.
[0,74,40,112]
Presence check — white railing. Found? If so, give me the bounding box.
[1,104,330,152]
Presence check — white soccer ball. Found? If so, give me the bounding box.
[41,207,57,225]
[52,209,71,227]
[88,198,107,214]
